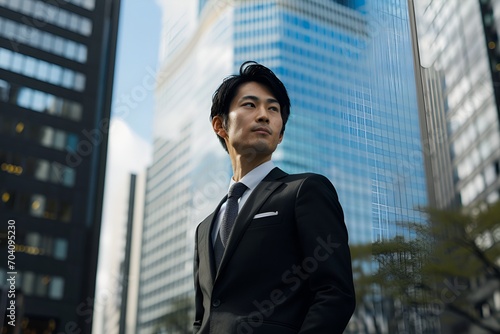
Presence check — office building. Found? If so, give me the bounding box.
[0,0,120,332]
[414,0,500,209]
[412,0,500,332]
[136,0,428,333]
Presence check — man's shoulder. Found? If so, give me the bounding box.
[269,169,336,191]
[275,169,332,185]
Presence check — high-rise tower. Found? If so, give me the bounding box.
[414,0,500,209]
[136,0,428,332]
[0,0,120,332]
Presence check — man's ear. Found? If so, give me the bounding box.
[212,116,227,139]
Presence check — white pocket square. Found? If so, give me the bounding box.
[253,211,279,219]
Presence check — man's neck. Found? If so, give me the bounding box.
[230,154,271,181]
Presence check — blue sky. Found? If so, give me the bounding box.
[94,2,161,331]
[111,0,162,143]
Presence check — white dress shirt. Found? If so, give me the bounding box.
[211,160,276,244]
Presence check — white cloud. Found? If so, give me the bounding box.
[93,117,152,333]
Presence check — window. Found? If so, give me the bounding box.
[54,239,68,260]
[0,79,10,101]
[35,275,48,297]
[30,194,46,218]
[0,48,86,91]
[0,17,89,63]
[13,86,83,121]
[49,276,64,299]
[22,271,35,295]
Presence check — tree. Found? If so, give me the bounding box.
[350,201,500,333]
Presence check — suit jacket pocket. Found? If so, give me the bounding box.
[247,215,282,229]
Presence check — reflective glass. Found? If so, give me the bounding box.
[22,271,35,295]
[49,276,64,299]
[53,239,68,260]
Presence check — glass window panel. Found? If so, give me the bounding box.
[80,18,92,36]
[22,271,35,296]
[66,134,78,152]
[54,239,68,260]
[83,0,96,10]
[24,56,37,77]
[50,163,63,183]
[69,13,80,32]
[77,45,88,63]
[48,63,62,85]
[65,40,77,59]
[50,65,62,83]
[50,162,65,183]
[49,276,64,299]
[53,36,65,55]
[40,127,54,147]
[32,90,46,111]
[62,69,74,88]
[11,52,24,73]
[70,103,83,121]
[4,20,15,40]
[30,194,46,217]
[62,167,76,187]
[485,165,496,186]
[41,33,54,52]
[46,94,57,114]
[0,79,10,102]
[35,275,49,297]
[22,0,34,12]
[74,73,86,91]
[53,130,66,150]
[37,61,50,82]
[34,160,50,181]
[0,48,11,69]
[26,232,41,247]
[57,9,69,28]
[45,4,59,22]
[17,88,32,109]
[8,0,20,10]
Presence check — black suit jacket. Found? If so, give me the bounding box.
[193,167,355,334]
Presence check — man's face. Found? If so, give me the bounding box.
[214,81,284,159]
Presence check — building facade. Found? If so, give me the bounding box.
[413,0,500,332]
[414,0,500,209]
[0,0,120,332]
[137,0,428,333]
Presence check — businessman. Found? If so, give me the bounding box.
[193,61,355,334]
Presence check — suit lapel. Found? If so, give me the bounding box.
[216,168,288,279]
[199,195,227,284]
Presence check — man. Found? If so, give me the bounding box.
[193,61,355,334]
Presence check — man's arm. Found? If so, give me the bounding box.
[294,174,355,334]
[193,226,203,333]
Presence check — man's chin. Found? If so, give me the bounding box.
[236,142,275,162]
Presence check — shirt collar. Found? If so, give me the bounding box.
[228,160,276,192]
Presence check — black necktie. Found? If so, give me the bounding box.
[220,182,247,246]
[214,182,247,268]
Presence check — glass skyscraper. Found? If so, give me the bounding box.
[414,0,500,209]
[136,0,428,332]
[0,0,120,333]
[413,0,500,331]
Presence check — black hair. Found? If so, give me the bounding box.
[210,61,291,152]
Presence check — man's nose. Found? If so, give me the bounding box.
[256,106,270,123]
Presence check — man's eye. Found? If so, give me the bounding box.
[269,106,280,112]
[243,102,255,107]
